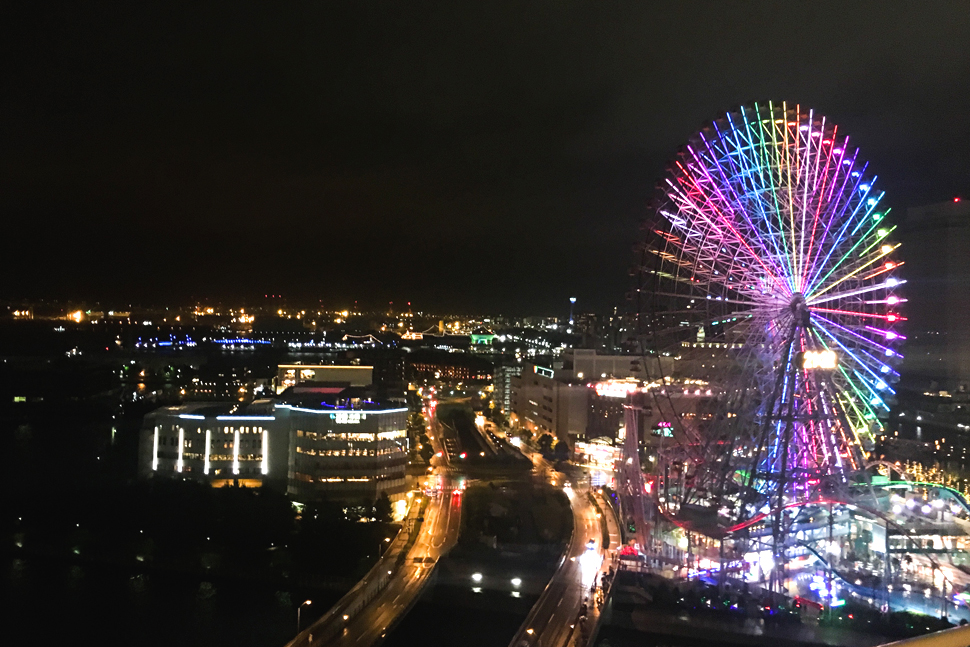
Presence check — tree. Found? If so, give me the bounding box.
[553,439,571,462]
[374,492,393,523]
[419,443,435,463]
[538,433,554,456]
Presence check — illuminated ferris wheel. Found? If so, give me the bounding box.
[636,102,904,519]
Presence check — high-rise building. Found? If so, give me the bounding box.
[493,363,524,414]
[510,364,588,445]
[902,199,970,388]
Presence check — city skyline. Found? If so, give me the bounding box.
[6,6,970,645]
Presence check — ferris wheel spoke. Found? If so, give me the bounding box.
[797,118,844,292]
[810,306,905,324]
[810,318,897,383]
[803,182,886,295]
[692,130,795,283]
[716,116,793,272]
[749,104,798,285]
[801,143,863,291]
[809,330,893,420]
[806,278,903,306]
[812,314,901,361]
[809,222,896,295]
[665,172,788,291]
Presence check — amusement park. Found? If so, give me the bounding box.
[608,102,970,637]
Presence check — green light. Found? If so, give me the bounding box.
[877,228,888,238]
[872,213,882,221]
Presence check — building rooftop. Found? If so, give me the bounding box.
[148,400,276,420]
[276,383,404,412]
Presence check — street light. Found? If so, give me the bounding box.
[472,572,483,582]
[297,599,312,632]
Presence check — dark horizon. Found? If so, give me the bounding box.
[4,2,969,313]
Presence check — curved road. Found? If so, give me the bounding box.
[327,476,462,646]
[509,454,610,647]
[287,412,462,647]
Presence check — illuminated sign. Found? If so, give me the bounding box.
[593,379,639,398]
[654,421,674,437]
[534,366,555,379]
[800,350,837,370]
[574,440,621,471]
[334,411,365,424]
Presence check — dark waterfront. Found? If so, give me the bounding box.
[1,392,378,647]
[4,556,339,647]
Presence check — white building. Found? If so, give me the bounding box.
[139,385,408,502]
[510,364,588,445]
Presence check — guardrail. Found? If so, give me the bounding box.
[574,492,621,647]
[285,499,427,646]
[587,492,610,550]
[507,488,578,647]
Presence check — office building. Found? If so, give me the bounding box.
[276,364,373,393]
[139,400,282,489]
[493,363,524,414]
[561,349,673,381]
[406,349,493,384]
[902,199,970,388]
[510,364,588,445]
[139,383,408,502]
[281,385,408,502]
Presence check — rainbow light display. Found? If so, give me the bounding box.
[645,102,903,497]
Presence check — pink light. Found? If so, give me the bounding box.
[812,307,906,322]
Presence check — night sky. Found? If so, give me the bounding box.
[4,2,969,314]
